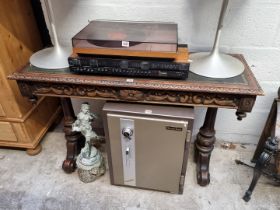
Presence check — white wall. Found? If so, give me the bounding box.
[44,0,280,144]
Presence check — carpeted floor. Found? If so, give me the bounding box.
[0,129,279,210]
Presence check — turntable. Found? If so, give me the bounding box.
[72,20,187,59]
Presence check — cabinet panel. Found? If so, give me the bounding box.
[0,121,17,142]
[0,0,42,118]
[0,1,62,152]
[0,103,5,117]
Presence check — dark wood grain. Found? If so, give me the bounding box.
[194,107,217,186]
[8,55,263,96]
[60,98,83,173]
[8,54,263,186]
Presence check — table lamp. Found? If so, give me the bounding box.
[30,0,70,69]
[189,0,244,78]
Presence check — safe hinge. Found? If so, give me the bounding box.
[186,130,191,143]
[179,175,185,187]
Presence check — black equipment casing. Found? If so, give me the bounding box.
[68,55,189,80]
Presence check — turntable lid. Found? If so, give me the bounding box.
[73,20,178,45]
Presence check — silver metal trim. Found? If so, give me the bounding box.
[120,118,136,186]
[29,0,70,69]
[189,0,244,78]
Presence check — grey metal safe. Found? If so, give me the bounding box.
[103,102,194,194]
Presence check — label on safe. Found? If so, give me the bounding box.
[145,109,152,114]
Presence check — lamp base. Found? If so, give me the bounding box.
[189,52,244,78]
[30,46,71,69]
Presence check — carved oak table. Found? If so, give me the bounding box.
[8,54,263,186]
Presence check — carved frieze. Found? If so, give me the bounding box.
[119,89,144,101]
[25,82,243,109]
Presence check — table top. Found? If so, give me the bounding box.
[9,54,263,96]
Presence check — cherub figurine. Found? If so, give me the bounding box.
[72,102,97,158]
[72,102,105,183]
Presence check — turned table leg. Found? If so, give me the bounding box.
[60,98,83,173]
[195,107,218,186]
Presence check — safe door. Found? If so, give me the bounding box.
[105,113,191,194]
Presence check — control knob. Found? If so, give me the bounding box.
[120,60,129,69]
[122,128,133,140]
